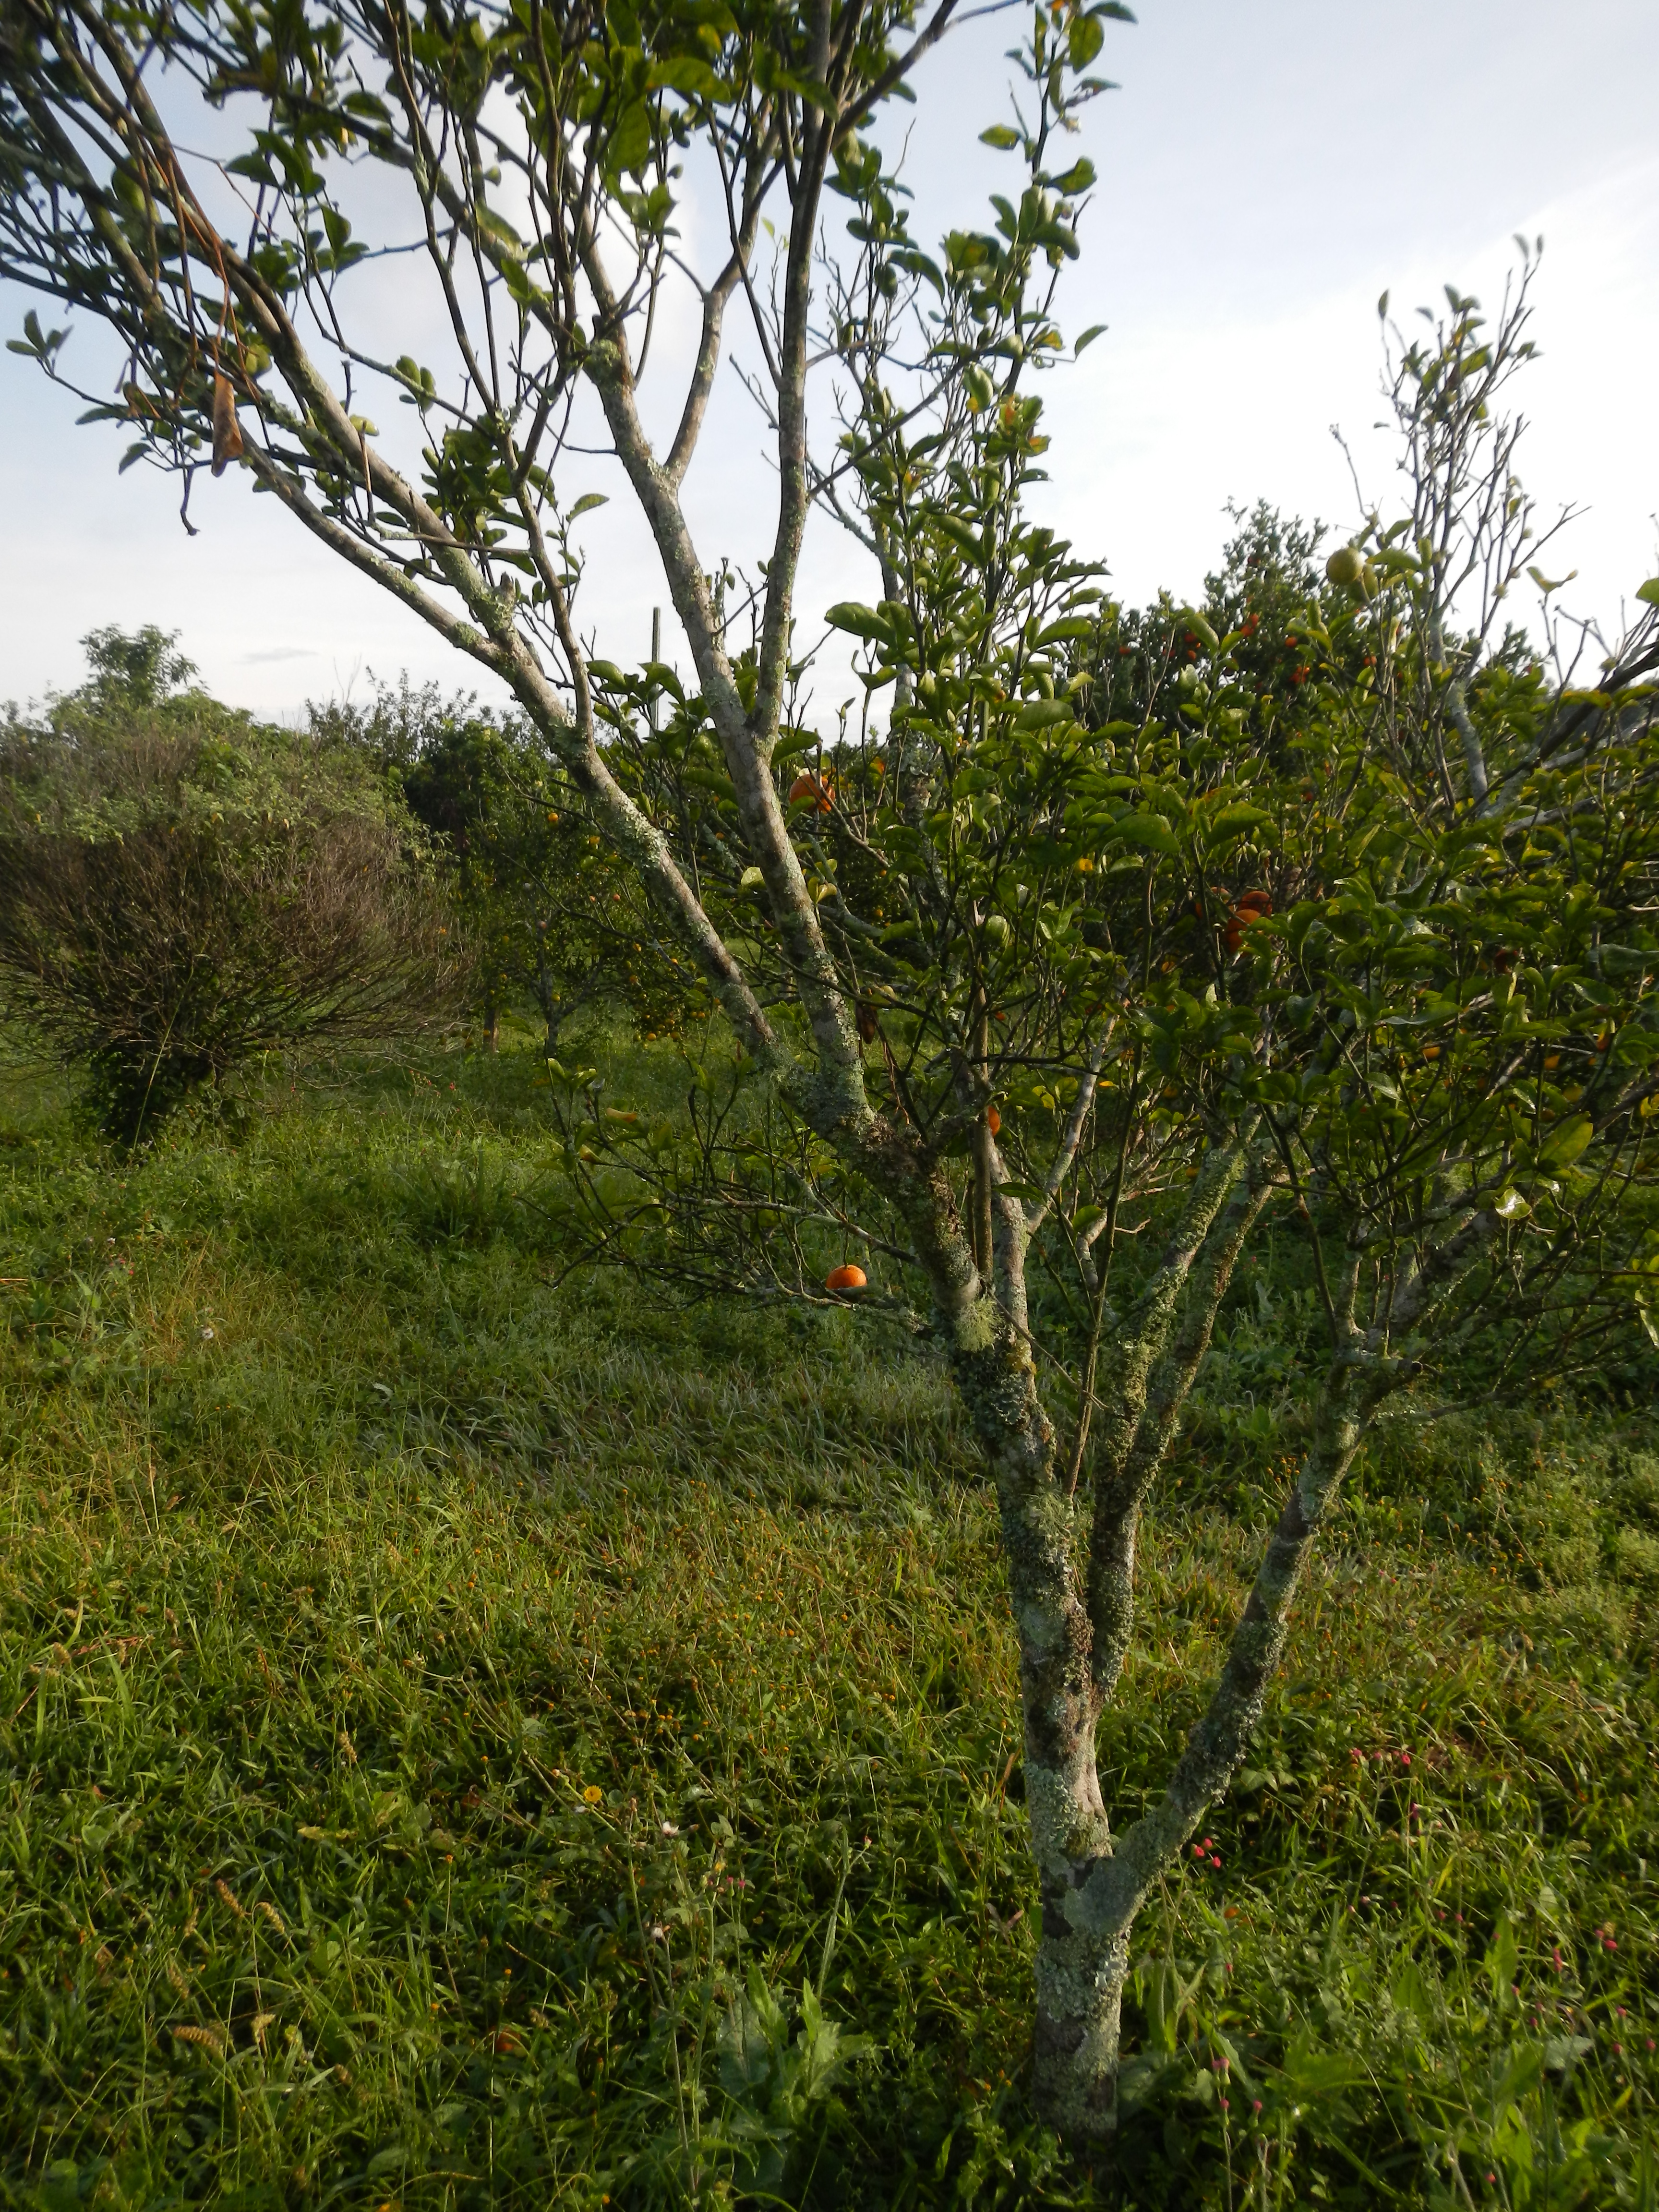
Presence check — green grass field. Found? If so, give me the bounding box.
[2,1028,1656,2210]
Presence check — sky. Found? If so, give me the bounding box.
[2,0,1656,724]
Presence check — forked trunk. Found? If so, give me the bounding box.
[955,1289,1382,2139]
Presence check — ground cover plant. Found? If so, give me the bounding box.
[2,1033,1658,2209]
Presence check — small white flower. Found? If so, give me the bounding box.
[660,1821,679,1836]
[199,1325,215,1341]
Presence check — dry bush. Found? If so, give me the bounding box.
[0,716,460,1143]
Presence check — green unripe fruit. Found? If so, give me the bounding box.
[1325,545,1365,589]
[984,912,1010,944]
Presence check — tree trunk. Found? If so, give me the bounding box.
[1032,1872,1132,2136]
[1025,1347,1380,2135]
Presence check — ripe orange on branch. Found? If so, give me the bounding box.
[788,772,833,812]
[825,1263,867,1292]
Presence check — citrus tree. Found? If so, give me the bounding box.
[318,680,700,1048]
[6,0,1659,2139]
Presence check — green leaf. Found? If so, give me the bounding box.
[1013,698,1076,731]
[1073,324,1106,355]
[1539,1113,1594,1168]
[1483,1916,1520,2000]
[647,55,721,96]
[1637,577,1659,609]
[1068,13,1106,68]
[825,601,891,643]
[609,100,652,177]
[568,492,608,519]
[978,125,1022,151]
[1114,812,1177,856]
[1207,803,1272,839]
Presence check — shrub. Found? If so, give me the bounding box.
[0,669,457,1144]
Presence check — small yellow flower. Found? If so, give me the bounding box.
[582,1785,603,1805]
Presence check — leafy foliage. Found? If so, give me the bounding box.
[0,638,456,1143]
[318,678,703,1048]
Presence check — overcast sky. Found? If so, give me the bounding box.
[2,0,1656,723]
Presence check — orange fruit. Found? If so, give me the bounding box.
[789,772,833,812]
[986,1105,1001,1136]
[825,1263,867,1292]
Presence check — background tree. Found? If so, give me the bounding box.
[315,675,705,1049]
[4,0,1658,2145]
[0,630,457,1142]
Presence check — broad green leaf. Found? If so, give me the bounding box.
[1013,698,1076,731]
[826,601,890,643]
[1208,804,1272,839]
[648,55,721,96]
[1068,12,1106,67]
[1539,1113,1594,1168]
[1114,812,1177,855]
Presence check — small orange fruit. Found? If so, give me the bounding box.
[825,1263,867,1292]
[789,771,833,812]
[986,1105,1001,1136]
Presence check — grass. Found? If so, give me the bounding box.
[1,1026,1657,2210]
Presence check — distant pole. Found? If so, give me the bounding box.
[649,606,661,733]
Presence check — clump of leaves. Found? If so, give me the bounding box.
[0,634,457,1144]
